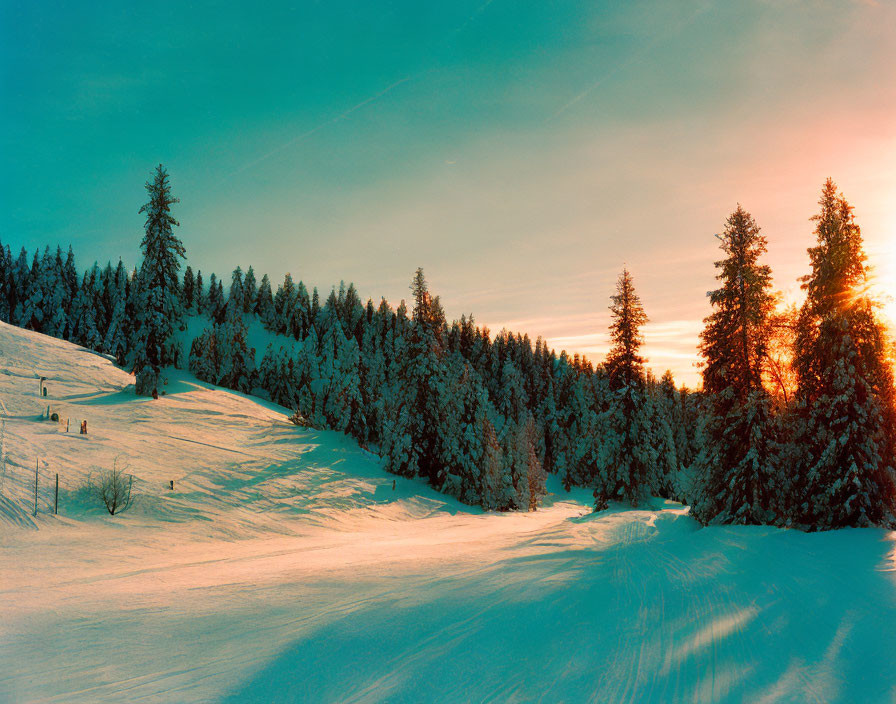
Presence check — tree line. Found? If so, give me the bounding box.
[0,166,893,529]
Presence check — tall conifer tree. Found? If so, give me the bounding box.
[693,205,779,525]
[594,268,655,509]
[131,165,186,397]
[792,179,896,528]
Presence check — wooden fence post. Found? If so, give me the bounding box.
[55,473,58,515]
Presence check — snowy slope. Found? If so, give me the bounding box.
[1,321,896,703]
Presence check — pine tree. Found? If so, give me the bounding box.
[243,266,257,314]
[693,205,779,525]
[62,245,79,327]
[206,272,223,322]
[480,414,514,510]
[274,273,296,335]
[71,270,102,350]
[257,344,300,409]
[42,247,68,339]
[382,269,446,485]
[195,270,205,312]
[104,277,129,366]
[131,164,186,397]
[256,273,276,329]
[520,413,546,510]
[18,250,45,331]
[10,248,30,326]
[182,266,195,311]
[439,362,491,504]
[227,267,244,321]
[791,179,896,529]
[647,373,679,499]
[594,268,655,509]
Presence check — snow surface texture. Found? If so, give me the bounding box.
[1,321,895,703]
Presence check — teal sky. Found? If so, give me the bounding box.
[3,0,896,385]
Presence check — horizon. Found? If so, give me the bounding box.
[4,0,896,387]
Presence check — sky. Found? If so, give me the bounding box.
[2,0,896,386]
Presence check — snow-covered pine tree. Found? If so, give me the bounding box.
[226,267,244,321]
[219,314,256,393]
[291,280,312,339]
[381,270,447,485]
[567,373,601,488]
[593,268,656,509]
[97,261,115,337]
[439,361,491,504]
[519,413,546,510]
[274,273,296,336]
[182,266,195,311]
[479,413,514,510]
[131,164,186,397]
[334,333,365,440]
[18,250,45,331]
[318,317,362,434]
[791,179,896,529]
[71,269,102,351]
[257,344,300,409]
[550,353,576,490]
[215,278,225,320]
[646,373,678,499]
[99,259,129,363]
[10,247,30,327]
[204,273,222,322]
[256,273,276,328]
[243,266,257,314]
[62,245,79,329]
[693,205,779,525]
[673,385,693,472]
[42,247,68,339]
[189,327,220,385]
[194,270,204,312]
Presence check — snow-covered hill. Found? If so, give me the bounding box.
[1,321,895,703]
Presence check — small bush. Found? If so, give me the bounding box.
[90,458,134,515]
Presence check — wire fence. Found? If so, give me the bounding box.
[0,410,120,519]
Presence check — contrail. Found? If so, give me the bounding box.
[548,3,711,122]
[224,74,419,181]
[221,0,499,182]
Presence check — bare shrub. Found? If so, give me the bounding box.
[90,458,134,515]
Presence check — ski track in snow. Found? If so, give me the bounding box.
[1,321,896,703]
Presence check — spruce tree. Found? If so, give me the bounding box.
[256,273,276,328]
[62,245,79,325]
[195,270,204,312]
[791,179,896,528]
[18,250,45,331]
[182,266,195,311]
[593,268,655,509]
[11,248,30,326]
[243,266,257,314]
[131,164,186,397]
[227,267,244,321]
[693,205,779,525]
[206,272,223,322]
